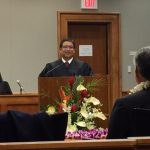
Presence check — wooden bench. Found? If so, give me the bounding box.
[129,136,150,150]
[1,137,150,150]
[0,139,136,150]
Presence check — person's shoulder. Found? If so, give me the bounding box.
[115,89,150,107]
[73,58,84,64]
[115,92,139,104]
[73,58,90,66]
[47,59,62,67]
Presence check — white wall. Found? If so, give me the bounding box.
[0,0,81,93]
[0,0,150,93]
[100,0,150,91]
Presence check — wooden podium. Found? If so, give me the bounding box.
[38,75,110,128]
[0,93,40,113]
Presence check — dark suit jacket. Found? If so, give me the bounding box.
[39,58,93,77]
[107,87,150,139]
[0,110,68,142]
[0,81,12,95]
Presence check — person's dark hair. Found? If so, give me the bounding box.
[135,46,150,80]
[0,73,3,83]
[59,38,75,49]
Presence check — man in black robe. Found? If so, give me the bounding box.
[39,38,93,77]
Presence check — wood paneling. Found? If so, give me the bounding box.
[0,93,40,113]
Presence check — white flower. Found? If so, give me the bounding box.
[87,96,101,105]
[77,84,87,91]
[80,107,89,118]
[76,121,86,127]
[130,81,150,94]
[143,81,150,89]
[86,121,95,130]
[67,124,78,132]
[95,112,107,120]
[92,108,106,120]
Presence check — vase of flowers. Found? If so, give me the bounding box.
[46,76,107,139]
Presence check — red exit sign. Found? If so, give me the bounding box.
[81,0,98,9]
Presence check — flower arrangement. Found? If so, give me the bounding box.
[129,81,150,94]
[46,76,107,139]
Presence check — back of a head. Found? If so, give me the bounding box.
[0,73,12,95]
[0,81,12,95]
[0,73,3,83]
[135,46,150,80]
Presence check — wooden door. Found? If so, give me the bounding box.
[57,12,121,116]
[68,22,107,74]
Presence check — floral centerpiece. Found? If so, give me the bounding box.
[46,76,108,139]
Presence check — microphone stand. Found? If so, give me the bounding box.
[17,80,25,95]
[20,86,23,95]
[45,63,64,76]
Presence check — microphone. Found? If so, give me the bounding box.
[17,80,25,94]
[45,63,64,76]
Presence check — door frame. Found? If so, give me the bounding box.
[57,11,121,112]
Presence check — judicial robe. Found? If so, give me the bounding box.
[39,58,93,77]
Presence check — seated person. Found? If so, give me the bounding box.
[0,73,12,95]
[0,110,68,142]
[39,38,93,77]
[107,46,150,139]
[131,107,150,136]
